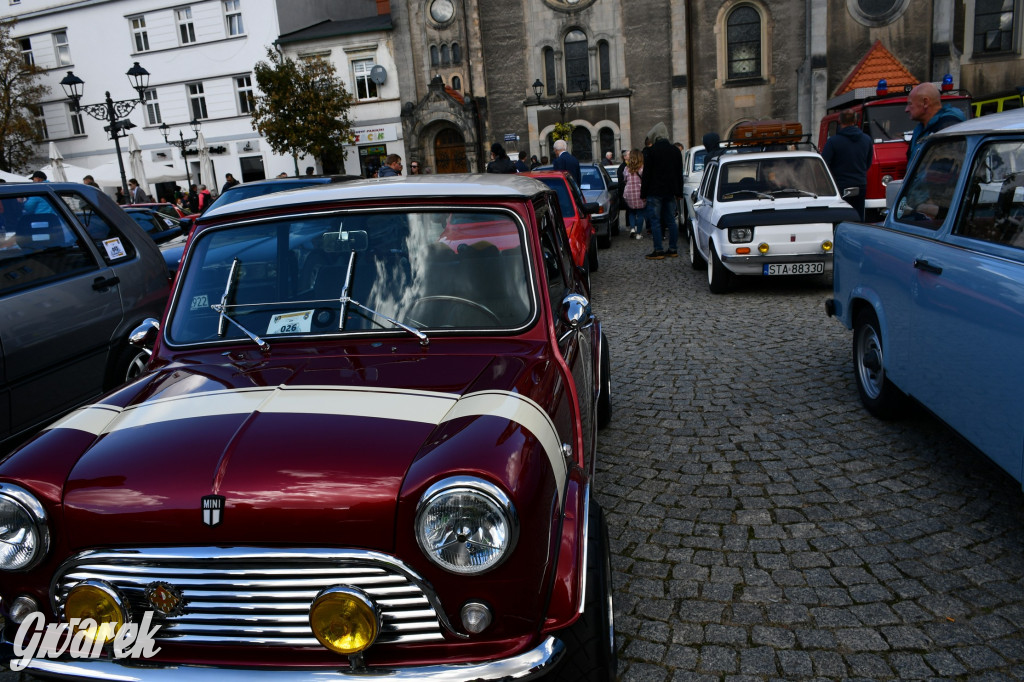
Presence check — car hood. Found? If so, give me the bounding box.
[46,352,534,552]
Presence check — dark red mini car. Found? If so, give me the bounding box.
[0,174,614,680]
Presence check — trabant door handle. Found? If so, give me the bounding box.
[913,259,942,275]
[92,275,121,291]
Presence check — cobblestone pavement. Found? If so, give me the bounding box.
[2,229,1023,682]
[592,230,1024,681]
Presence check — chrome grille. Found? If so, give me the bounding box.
[52,547,451,647]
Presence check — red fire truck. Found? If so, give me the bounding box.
[817,77,972,220]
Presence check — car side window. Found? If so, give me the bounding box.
[894,139,966,230]
[538,207,569,312]
[954,139,1024,250]
[0,195,99,295]
[701,165,718,202]
[58,191,138,263]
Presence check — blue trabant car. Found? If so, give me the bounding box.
[827,109,1024,486]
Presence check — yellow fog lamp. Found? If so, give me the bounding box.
[309,587,380,655]
[64,580,128,644]
[822,240,834,252]
[758,243,770,254]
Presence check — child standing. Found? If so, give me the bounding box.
[623,149,646,239]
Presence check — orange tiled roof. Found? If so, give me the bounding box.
[834,40,918,96]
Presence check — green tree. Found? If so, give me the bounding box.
[250,48,356,175]
[0,19,48,174]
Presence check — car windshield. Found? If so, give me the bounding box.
[535,177,577,217]
[864,99,971,141]
[717,157,836,201]
[128,212,160,235]
[579,167,606,191]
[167,209,534,346]
[692,149,707,172]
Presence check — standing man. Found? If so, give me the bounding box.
[822,109,873,220]
[604,150,614,165]
[905,82,966,163]
[640,122,683,260]
[514,151,530,173]
[552,139,581,186]
[221,173,240,194]
[127,178,148,204]
[378,154,403,177]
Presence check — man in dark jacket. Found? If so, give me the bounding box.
[822,109,873,220]
[552,139,581,185]
[905,82,966,163]
[640,122,683,259]
[486,144,517,173]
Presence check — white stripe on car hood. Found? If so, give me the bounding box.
[46,385,567,502]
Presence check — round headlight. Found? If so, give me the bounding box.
[415,477,517,575]
[0,484,49,571]
[309,587,379,655]
[64,580,127,645]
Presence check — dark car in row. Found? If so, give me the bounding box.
[0,182,169,449]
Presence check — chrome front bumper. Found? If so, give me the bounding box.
[20,635,564,680]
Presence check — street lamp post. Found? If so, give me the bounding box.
[532,77,590,123]
[60,62,150,200]
[159,119,202,191]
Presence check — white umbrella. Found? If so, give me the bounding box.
[0,168,27,182]
[48,142,68,182]
[128,134,149,197]
[87,160,124,187]
[36,162,93,184]
[196,132,215,190]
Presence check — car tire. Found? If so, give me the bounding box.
[105,343,148,391]
[853,308,906,419]
[588,235,600,273]
[597,333,612,429]
[687,226,705,270]
[555,501,616,682]
[707,242,734,294]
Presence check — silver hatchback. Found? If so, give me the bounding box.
[0,182,169,447]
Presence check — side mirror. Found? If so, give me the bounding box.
[560,293,593,330]
[690,190,698,204]
[583,202,600,216]
[129,318,160,356]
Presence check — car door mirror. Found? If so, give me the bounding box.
[129,318,161,355]
[691,190,699,204]
[583,202,600,216]
[560,293,593,330]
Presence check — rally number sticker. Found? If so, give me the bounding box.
[267,310,313,335]
[103,237,127,260]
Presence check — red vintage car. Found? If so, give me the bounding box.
[0,174,615,680]
[521,170,600,275]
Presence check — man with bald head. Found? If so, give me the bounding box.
[905,82,966,163]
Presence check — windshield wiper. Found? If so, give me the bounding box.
[724,189,774,201]
[870,119,892,140]
[769,188,818,198]
[336,251,429,346]
[210,258,270,351]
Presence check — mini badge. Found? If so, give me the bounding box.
[145,581,186,616]
[202,495,225,526]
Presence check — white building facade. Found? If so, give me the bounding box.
[6,0,329,199]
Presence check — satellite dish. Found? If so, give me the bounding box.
[370,65,387,85]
